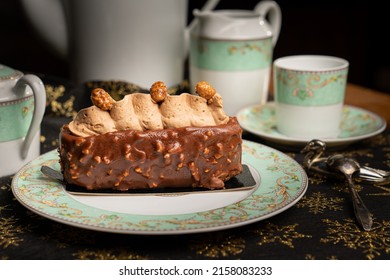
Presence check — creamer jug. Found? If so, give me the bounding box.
[0,65,46,177]
[189,0,281,116]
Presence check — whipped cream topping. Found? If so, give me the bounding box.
[68,92,229,137]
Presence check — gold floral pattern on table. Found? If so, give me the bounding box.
[306,172,328,185]
[252,222,312,248]
[305,254,338,260]
[370,183,390,196]
[74,248,148,260]
[338,149,375,158]
[40,135,60,153]
[190,233,246,258]
[85,80,189,100]
[321,218,390,260]
[45,84,77,118]
[0,216,28,249]
[40,223,99,249]
[296,191,344,214]
[331,181,364,193]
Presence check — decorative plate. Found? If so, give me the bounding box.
[11,140,308,235]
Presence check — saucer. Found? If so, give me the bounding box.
[236,102,387,149]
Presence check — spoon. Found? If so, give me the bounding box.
[301,139,388,182]
[326,154,373,231]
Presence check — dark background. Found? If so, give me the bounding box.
[1,0,389,94]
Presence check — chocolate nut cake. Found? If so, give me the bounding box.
[58,81,242,191]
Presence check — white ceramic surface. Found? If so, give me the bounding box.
[190,67,271,116]
[21,0,220,87]
[276,102,344,139]
[68,163,259,216]
[0,134,41,177]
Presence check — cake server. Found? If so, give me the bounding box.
[41,165,257,196]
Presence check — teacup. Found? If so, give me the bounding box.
[0,65,46,177]
[273,55,349,139]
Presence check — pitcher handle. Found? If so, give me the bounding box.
[15,75,46,159]
[254,0,282,46]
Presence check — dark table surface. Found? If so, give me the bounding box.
[1,76,389,260]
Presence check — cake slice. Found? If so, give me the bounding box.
[58,81,242,191]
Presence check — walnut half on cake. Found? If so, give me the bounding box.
[58,81,242,191]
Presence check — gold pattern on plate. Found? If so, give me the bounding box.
[321,218,390,259]
[252,222,312,248]
[228,43,262,55]
[296,191,344,214]
[190,233,245,258]
[277,72,346,101]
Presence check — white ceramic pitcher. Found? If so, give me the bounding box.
[189,0,281,116]
[0,64,46,177]
[21,0,221,88]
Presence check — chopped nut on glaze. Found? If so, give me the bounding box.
[195,81,216,100]
[150,81,168,103]
[91,88,116,111]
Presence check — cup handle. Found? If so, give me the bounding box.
[14,75,46,159]
[254,0,282,46]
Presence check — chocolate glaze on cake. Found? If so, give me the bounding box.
[59,117,242,191]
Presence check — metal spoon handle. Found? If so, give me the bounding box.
[346,176,373,231]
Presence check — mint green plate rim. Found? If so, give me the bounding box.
[11,140,308,235]
[236,102,387,148]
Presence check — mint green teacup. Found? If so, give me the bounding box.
[273,55,349,139]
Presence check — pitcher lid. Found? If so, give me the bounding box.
[0,64,23,81]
